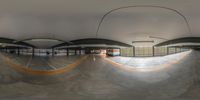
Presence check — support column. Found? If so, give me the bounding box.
[52,48,54,57]
[119,48,121,56]
[66,49,68,56]
[167,47,169,55]
[27,49,28,53]
[152,46,155,56]
[17,47,20,56]
[75,49,77,55]
[5,48,8,53]
[79,49,81,55]
[67,48,69,56]
[133,46,135,57]
[175,47,177,53]
[32,48,35,56]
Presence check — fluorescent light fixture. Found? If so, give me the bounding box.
[149,36,168,40]
[132,40,154,43]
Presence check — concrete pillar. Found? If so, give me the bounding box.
[175,47,177,53]
[67,48,69,56]
[119,48,121,56]
[133,46,135,57]
[75,49,77,55]
[52,48,54,57]
[27,49,29,55]
[167,47,169,55]
[152,46,155,56]
[66,49,68,56]
[32,48,35,56]
[5,48,7,53]
[79,49,81,55]
[17,47,20,56]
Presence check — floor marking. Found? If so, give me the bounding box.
[40,58,57,70]
[93,55,96,61]
[2,55,88,75]
[26,56,33,68]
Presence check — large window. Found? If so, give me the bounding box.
[69,49,75,55]
[121,47,134,57]
[120,46,189,57]
[168,47,176,54]
[135,47,153,57]
[154,47,167,56]
[181,48,189,52]
[176,48,181,53]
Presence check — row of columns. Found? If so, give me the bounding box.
[1,46,183,57]
[0,47,21,56]
[30,48,82,57]
[1,47,82,57]
[73,49,82,56]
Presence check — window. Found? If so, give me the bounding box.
[121,47,133,57]
[169,47,176,54]
[135,47,153,57]
[121,46,188,57]
[154,47,167,56]
[181,48,189,52]
[176,48,181,53]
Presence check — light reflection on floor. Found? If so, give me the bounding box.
[0,50,198,99]
[106,50,192,72]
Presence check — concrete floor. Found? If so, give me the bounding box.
[1,53,83,70]
[0,50,200,100]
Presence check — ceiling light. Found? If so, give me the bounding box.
[149,36,168,40]
[132,40,154,43]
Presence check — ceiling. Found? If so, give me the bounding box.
[0,0,200,48]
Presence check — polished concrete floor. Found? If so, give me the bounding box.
[1,53,82,70]
[0,51,200,100]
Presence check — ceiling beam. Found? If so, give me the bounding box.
[155,37,200,46]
